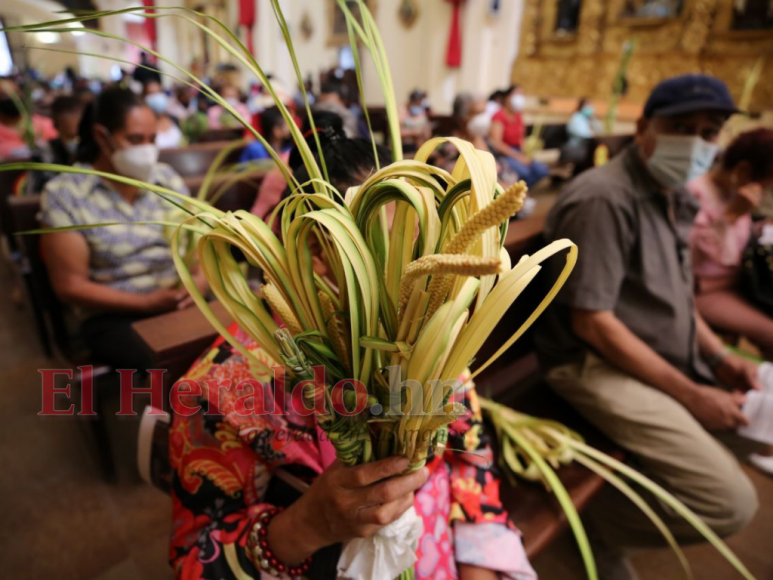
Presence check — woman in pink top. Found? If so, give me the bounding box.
[0,81,57,160]
[688,128,773,359]
[207,85,251,129]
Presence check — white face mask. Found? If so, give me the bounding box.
[646,135,718,189]
[467,112,491,138]
[225,97,240,107]
[510,93,526,112]
[111,143,159,183]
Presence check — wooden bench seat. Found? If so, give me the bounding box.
[159,140,246,179]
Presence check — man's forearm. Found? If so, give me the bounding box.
[574,311,699,405]
[695,307,725,361]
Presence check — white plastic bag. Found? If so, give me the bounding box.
[337,506,423,580]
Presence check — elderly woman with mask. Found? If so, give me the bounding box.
[40,87,204,372]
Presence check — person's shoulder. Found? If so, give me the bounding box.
[550,155,637,220]
[155,162,183,183]
[245,140,268,154]
[491,109,507,122]
[154,162,190,196]
[43,164,95,200]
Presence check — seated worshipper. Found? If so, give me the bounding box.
[240,105,292,163]
[400,89,432,154]
[143,80,184,149]
[133,51,162,86]
[33,96,86,192]
[40,88,206,372]
[561,97,602,164]
[250,110,344,222]
[208,85,251,129]
[182,94,211,143]
[0,80,57,161]
[448,92,518,187]
[166,85,194,122]
[313,81,359,138]
[535,74,760,577]
[689,128,773,360]
[43,96,85,165]
[489,85,549,188]
[170,133,536,580]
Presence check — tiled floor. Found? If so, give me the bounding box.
[0,260,172,580]
[1,254,772,579]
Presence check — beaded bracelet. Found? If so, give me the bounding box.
[248,507,312,579]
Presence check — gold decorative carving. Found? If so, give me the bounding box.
[520,0,542,56]
[512,0,773,112]
[680,0,717,54]
[577,0,606,54]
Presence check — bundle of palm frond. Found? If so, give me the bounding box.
[1,2,756,579]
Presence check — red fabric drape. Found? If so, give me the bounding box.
[142,0,157,51]
[445,0,464,68]
[239,0,256,55]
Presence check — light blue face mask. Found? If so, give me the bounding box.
[145,92,169,115]
[63,138,79,154]
[409,105,424,116]
[581,105,595,117]
[646,135,719,189]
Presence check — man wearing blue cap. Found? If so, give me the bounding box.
[536,74,760,578]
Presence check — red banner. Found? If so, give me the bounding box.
[445,0,464,68]
[142,0,157,51]
[239,0,257,55]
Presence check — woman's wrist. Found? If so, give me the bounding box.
[266,500,327,565]
[249,508,313,578]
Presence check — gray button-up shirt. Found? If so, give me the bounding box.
[536,144,712,381]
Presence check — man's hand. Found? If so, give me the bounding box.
[714,353,761,392]
[684,385,748,431]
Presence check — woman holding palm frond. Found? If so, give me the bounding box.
[169,128,537,580]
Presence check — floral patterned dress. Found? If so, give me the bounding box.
[170,323,536,579]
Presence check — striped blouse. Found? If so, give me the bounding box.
[40,162,189,295]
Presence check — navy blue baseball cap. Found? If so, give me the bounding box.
[643,74,739,118]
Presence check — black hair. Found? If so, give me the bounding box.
[576,97,589,112]
[487,90,499,102]
[722,128,773,181]
[288,112,390,195]
[288,110,345,172]
[74,87,94,104]
[409,89,426,103]
[51,95,84,118]
[76,87,147,164]
[505,84,520,96]
[320,81,342,97]
[260,106,286,143]
[0,95,20,119]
